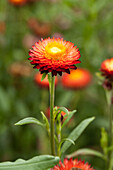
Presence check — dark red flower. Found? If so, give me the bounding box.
[51,158,95,170]
[100,58,113,81]
[61,68,91,89]
[28,37,81,76]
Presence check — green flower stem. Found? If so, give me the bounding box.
[56,114,61,157]
[105,90,113,170]
[49,74,55,155]
[108,104,113,170]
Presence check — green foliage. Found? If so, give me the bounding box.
[15,117,44,127]
[40,111,50,136]
[100,127,108,155]
[66,148,107,160]
[0,155,59,170]
[61,117,95,153]
[41,73,47,81]
[58,107,69,115]
[62,110,76,129]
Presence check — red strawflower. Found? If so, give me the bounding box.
[52,158,95,170]
[28,37,81,76]
[35,72,58,88]
[9,0,27,5]
[61,68,91,89]
[100,58,113,81]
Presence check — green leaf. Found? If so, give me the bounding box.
[47,72,51,84]
[0,155,60,170]
[100,127,108,155]
[41,73,47,81]
[61,117,95,153]
[15,117,44,127]
[107,145,113,151]
[62,110,76,129]
[58,107,69,115]
[66,148,107,160]
[60,138,75,148]
[40,111,50,136]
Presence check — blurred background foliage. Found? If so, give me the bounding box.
[0,0,113,169]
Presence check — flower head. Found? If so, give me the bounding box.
[28,37,81,76]
[61,68,91,89]
[34,72,58,88]
[100,58,113,81]
[9,0,27,6]
[52,158,95,170]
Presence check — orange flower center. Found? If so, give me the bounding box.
[69,70,84,80]
[45,42,66,60]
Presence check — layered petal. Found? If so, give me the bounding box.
[52,158,95,170]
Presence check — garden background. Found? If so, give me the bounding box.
[0,0,113,169]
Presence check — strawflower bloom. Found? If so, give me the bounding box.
[34,72,58,88]
[61,68,91,89]
[28,37,81,76]
[9,0,27,6]
[100,58,113,81]
[52,158,95,170]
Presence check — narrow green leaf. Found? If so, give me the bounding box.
[107,145,113,151]
[47,72,51,84]
[60,138,75,148]
[41,72,47,81]
[100,127,108,155]
[0,155,60,170]
[61,117,95,153]
[40,111,50,136]
[58,107,69,115]
[66,148,107,160]
[15,117,44,127]
[62,110,76,129]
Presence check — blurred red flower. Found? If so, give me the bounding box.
[28,18,51,37]
[9,0,27,5]
[0,21,5,34]
[51,158,95,170]
[28,37,81,76]
[101,58,113,81]
[9,62,32,77]
[35,72,58,88]
[61,68,91,89]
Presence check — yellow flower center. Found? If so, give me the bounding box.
[105,60,113,71]
[45,42,66,60]
[69,70,84,80]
